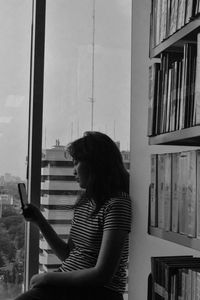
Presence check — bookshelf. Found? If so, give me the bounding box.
[148,1,200,299]
[149,226,200,251]
[148,125,200,146]
[150,17,200,58]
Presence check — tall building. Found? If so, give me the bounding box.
[39,141,80,272]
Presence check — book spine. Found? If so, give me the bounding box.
[164,153,172,231]
[148,63,160,136]
[150,154,158,227]
[178,151,189,235]
[194,33,200,125]
[172,152,180,232]
[186,151,197,237]
[158,154,165,229]
[196,150,200,238]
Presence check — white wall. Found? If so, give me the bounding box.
[129,0,200,299]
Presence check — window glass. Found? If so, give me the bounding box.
[0,1,32,298]
[42,0,131,298]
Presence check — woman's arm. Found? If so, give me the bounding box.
[23,204,72,261]
[30,229,128,288]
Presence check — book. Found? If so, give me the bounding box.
[186,150,197,237]
[148,63,160,136]
[194,33,200,125]
[196,150,200,238]
[151,256,193,300]
[185,0,194,23]
[177,0,186,30]
[165,67,172,132]
[157,154,165,229]
[169,61,178,132]
[171,152,180,232]
[163,258,200,300]
[150,154,158,226]
[151,256,194,300]
[169,0,178,35]
[178,151,189,235]
[163,153,172,231]
[176,60,183,130]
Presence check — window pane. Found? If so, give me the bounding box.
[41,0,131,298]
[0,1,32,299]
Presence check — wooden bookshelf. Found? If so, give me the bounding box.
[148,125,200,146]
[148,3,200,298]
[149,226,200,251]
[150,16,200,58]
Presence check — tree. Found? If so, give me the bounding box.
[0,224,16,263]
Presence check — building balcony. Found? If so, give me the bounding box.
[40,194,77,206]
[41,166,74,176]
[42,208,73,220]
[41,180,79,191]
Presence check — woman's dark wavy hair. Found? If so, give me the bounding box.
[67,131,129,213]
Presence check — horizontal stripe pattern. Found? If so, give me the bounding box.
[59,193,132,293]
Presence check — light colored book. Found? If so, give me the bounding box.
[164,153,172,231]
[178,151,189,235]
[157,154,165,229]
[196,150,200,238]
[172,152,180,232]
[196,271,200,299]
[186,150,197,238]
[194,33,200,125]
[191,269,197,300]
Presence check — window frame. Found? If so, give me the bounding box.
[25,0,46,290]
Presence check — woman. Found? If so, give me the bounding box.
[15,131,132,300]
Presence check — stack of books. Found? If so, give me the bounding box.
[151,255,200,300]
[150,150,200,238]
[148,34,200,136]
[150,0,200,48]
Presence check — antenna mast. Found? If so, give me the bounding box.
[90,0,95,131]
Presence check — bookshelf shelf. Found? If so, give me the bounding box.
[149,226,200,251]
[148,125,200,146]
[150,17,200,58]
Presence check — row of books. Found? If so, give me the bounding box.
[150,0,200,49]
[150,150,200,238]
[148,34,200,136]
[151,255,200,300]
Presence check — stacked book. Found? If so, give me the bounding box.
[151,255,200,300]
[148,34,200,136]
[150,150,200,238]
[150,0,200,48]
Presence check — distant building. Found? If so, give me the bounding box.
[39,141,79,272]
[121,151,130,170]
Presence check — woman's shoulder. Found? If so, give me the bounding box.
[104,191,132,209]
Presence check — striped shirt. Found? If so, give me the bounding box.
[59,192,132,294]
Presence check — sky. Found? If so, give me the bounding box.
[0,0,131,179]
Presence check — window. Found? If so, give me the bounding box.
[0,0,131,298]
[0,1,32,298]
[41,1,131,298]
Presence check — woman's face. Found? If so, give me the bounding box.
[73,160,90,189]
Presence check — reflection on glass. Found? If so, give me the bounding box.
[0,1,32,299]
[42,0,131,299]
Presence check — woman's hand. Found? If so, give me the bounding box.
[22,203,42,225]
[30,273,49,289]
